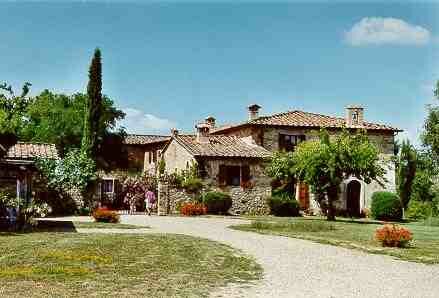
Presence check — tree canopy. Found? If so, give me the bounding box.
[267,130,386,220]
[395,140,417,210]
[422,80,439,158]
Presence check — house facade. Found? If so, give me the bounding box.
[0,143,58,212]
[208,104,400,216]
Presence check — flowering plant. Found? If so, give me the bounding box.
[180,202,207,216]
[375,224,412,248]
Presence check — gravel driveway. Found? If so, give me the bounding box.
[118,215,439,298]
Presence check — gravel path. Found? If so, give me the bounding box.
[118,215,439,298]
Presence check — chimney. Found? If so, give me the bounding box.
[248,104,261,121]
[171,128,179,137]
[345,105,364,127]
[196,122,210,144]
[205,116,216,130]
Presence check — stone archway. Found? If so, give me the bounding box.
[346,180,361,217]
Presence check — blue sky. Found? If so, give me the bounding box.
[1,2,438,145]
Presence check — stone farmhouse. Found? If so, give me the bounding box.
[105,104,400,216]
[0,143,58,210]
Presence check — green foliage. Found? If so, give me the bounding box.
[20,90,125,156]
[422,80,439,157]
[272,129,385,220]
[36,149,96,194]
[395,140,417,210]
[0,192,17,208]
[158,158,166,175]
[371,191,403,221]
[406,200,438,220]
[202,191,232,214]
[267,193,300,217]
[0,82,32,135]
[82,48,103,158]
[182,177,203,193]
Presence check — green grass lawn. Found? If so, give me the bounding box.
[232,216,439,264]
[35,220,145,231]
[0,232,261,297]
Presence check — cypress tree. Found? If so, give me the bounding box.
[82,48,102,158]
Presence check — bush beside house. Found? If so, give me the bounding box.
[267,193,300,217]
[371,191,403,221]
[202,191,232,214]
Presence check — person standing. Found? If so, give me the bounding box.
[145,189,156,216]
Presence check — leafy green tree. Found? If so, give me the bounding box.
[36,149,96,210]
[268,130,386,221]
[0,82,32,135]
[82,48,103,158]
[395,140,417,210]
[20,90,125,156]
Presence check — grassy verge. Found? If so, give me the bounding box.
[232,216,439,264]
[34,220,146,231]
[0,232,261,297]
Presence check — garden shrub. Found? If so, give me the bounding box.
[182,177,203,193]
[267,193,300,217]
[375,224,412,247]
[180,202,207,216]
[406,200,438,220]
[92,208,120,223]
[371,191,403,221]
[202,191,232,214]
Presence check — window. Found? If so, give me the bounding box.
[148,150,158,164]
[102,179,115,193]
[218,165,251,187]
[279,134,306,152]
[352,111,359,124]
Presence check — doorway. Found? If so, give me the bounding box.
[346,180,361,217]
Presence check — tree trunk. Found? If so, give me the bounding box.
[326,185,339,221]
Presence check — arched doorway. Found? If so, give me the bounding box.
[346,180,361,217]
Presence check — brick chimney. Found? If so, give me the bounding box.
[248,104,261,121]
[345,105,364,127]
[205,116,216,130]
[196,122,210,144]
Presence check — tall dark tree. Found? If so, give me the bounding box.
[395,140,417,210]
[82,48,103,158]
[422,80,439,158]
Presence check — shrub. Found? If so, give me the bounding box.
[375,224,412,247]
[406,200,438,220]
[92,208,120,223]
[202,191,232,214]
[371,191,403,221]
[182,177,203,193]
[180,202,207,216]
[267,194,300,217]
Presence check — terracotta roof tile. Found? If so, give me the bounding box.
[212,110,400,133]
[6,143,58,160]
[174,135,271,158]
[124,134,170,145]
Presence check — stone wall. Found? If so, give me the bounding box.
[162,140,196,173]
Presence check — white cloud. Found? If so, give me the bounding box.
[118,108,176,134]
[345,17,431,46]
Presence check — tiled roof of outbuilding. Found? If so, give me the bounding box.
[212,110,400,133]
[173,135,271,158]
[124,134,171,145]
[6,143,58,160]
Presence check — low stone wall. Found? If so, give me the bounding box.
[157,179,270,215]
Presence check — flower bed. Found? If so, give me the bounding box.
[375,224,412,248]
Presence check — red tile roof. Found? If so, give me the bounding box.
[212,110,400,133]
[6,143,58,160]
[124,134,170,145]
[173,135,271,158]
